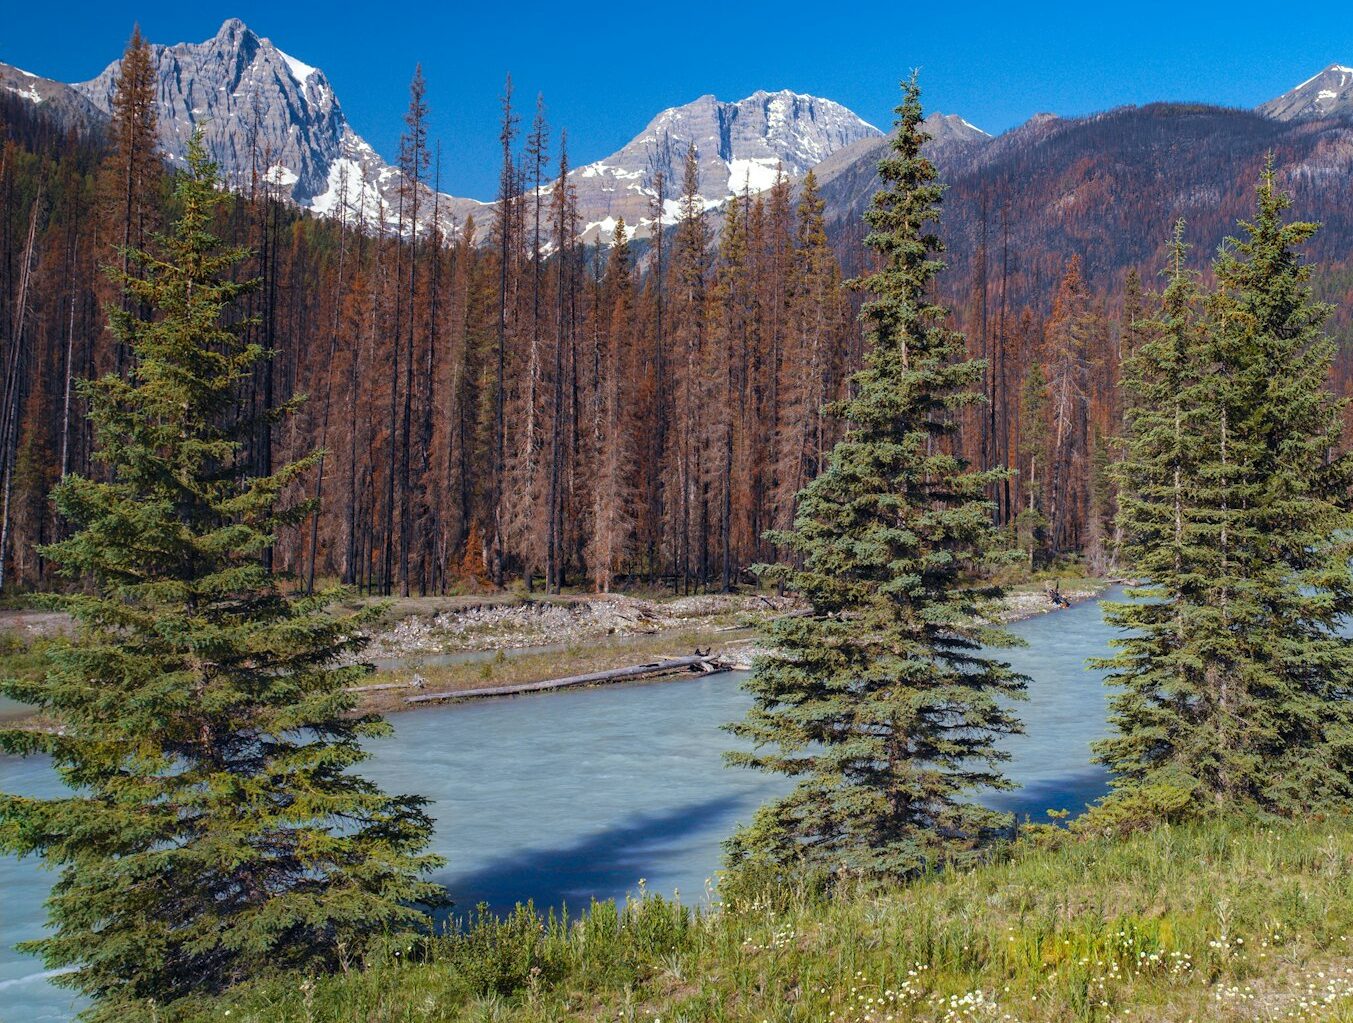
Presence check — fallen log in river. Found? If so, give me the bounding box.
[404,654,733,705]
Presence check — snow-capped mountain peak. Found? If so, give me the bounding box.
[571,88,882,241]
[64,19,483,233]
[73,20,345,204]
[1258,64,1353,122]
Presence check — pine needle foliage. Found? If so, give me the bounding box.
[726,77,1026,879]
[1099,169,1353,816]
[1094,224,1218,807]
[0,136,444,1022]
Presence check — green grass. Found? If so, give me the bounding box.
[193,818,1353,1023]
[0,631,58,725]
[0,632,52,681]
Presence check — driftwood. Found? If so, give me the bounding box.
[405,655,729,705]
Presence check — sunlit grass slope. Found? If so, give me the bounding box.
[200,819,1353,1023]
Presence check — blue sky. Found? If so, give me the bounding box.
[5,1,1352,200]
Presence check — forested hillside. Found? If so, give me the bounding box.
[0,80,860,597]
[4,50,1353,598]
[848,102,1353,309]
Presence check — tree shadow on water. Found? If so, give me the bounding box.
[432,794,745,923]
[427,772,1114,926]
[987,767,1112,822]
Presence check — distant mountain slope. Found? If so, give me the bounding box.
[810,62,1353,305]
[810,112,991,223]
[1259,64,1353,122]
[819,102,1353,323]
[0,61,107,135]
[570,90,882,241]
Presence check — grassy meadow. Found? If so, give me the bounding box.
[197,819,1353,1023]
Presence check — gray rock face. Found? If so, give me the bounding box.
[73,18,345,203]
[0,61,107,135]
[5,19,907,247]
[68,18,486,234]
[1258,64,1353,122]
[570,90,883,241]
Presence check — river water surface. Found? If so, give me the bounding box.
[0,589,1121,1022]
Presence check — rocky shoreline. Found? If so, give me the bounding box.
[360,592,788,662]
[0,580,1110,721]
[356,579,1109,693]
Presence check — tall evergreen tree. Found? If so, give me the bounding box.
[1203,169,1353,809]
[0,138,443,1022]
[1094,224,1218,806]
[726,78,1025,878]
[1100,171,1353,815]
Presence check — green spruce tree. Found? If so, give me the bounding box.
[1200,166,1353,810]
[0,137,444,1022]
[1094,223,1219,813]
[1099,170,1353,818]
[726,77,1025,878]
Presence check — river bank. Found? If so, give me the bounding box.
[0,577,1109,722]
[361,578,1107,659]
[210,817,1353,1023]
[343,577,1110,711]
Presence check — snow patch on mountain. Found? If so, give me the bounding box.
[265,164,299,187]
[277,49,316,85]
[309,156,364,218]
[727,156,786,194]
[1259,64,1353,121]
[3,64,43,103]
[7,80,42,103]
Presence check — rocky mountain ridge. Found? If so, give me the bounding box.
[2,20,882,243]
[1258,63,1353,122]
[568,89,882,242]
[67,19,485,232]
[4,22,1351,252]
